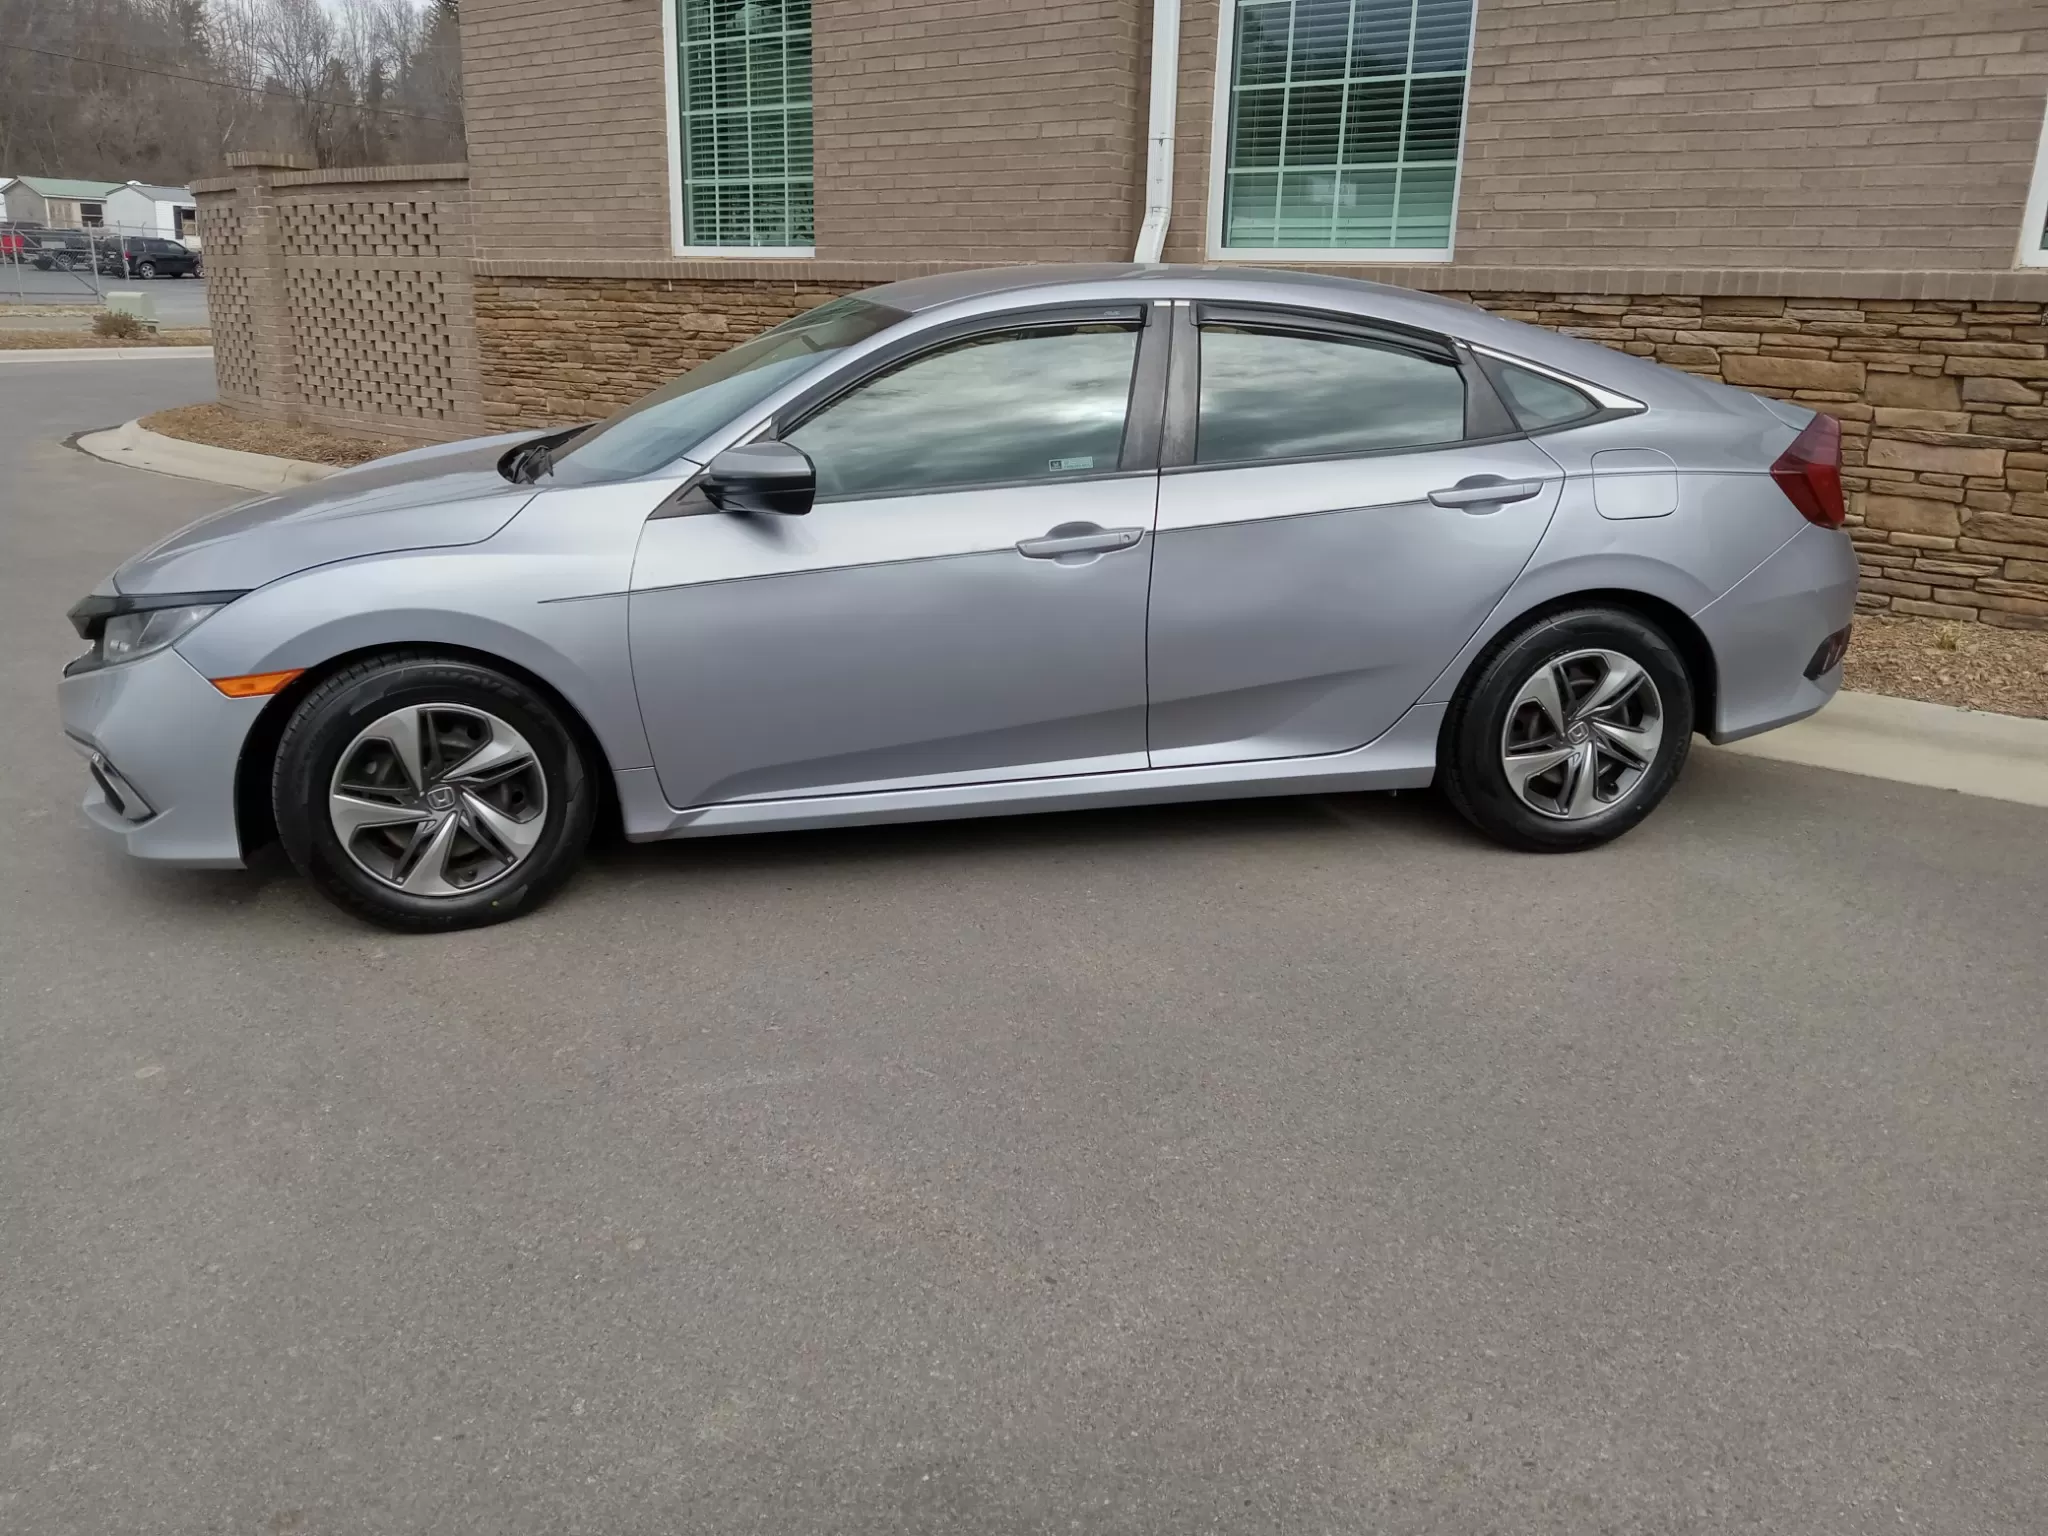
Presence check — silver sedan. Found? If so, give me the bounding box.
[59,265,1857,930]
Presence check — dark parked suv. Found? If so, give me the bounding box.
[93,236,202,279]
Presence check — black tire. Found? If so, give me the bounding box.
[272,651,597,931]
[1440,606,1695,853]
[136,261,157,278]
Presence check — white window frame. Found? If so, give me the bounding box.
[660,0,815,259]
[2020,95,2048,268]
[1205,0,1478,264]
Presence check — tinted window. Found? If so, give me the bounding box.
[786,324,1140,499]
[546,296,906,486]
[1196,327,1466,464]
[1494,361,1599,430]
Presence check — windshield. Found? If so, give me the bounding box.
[544,296,908,485]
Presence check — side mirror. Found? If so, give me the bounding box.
[701,441,816,517]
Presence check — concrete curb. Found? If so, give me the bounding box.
[0,346,214,362]
[74,418,337,492]
[1713,690,2048,809]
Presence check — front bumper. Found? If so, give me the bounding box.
[58,645,267,868]
[1694,524,1861,744]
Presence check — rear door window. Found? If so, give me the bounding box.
[1195,326,1468,465]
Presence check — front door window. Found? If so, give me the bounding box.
[784,323,1141,499]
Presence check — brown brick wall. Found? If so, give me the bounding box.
[1165,0,2048,270]
[460,0,1148,264]
[1453,0,2048,271]
[459,0,2047,274]
[474,274,2048,627]
[459,0,672,260]
[815,0,1146,263]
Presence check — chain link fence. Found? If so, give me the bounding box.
[0,222,204,302]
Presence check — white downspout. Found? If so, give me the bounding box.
[1132,0,1181,263]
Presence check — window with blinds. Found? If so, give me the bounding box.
[2025,101,2048,269]
[1220,0,1474,253]
[676,0,814,249]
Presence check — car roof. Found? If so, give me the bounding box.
[867,263,1490,322]
[861,263,1722,412]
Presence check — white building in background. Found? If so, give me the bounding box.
[104,183,199,241]
[0,176,121,228]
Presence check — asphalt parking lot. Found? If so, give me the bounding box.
[3,358,2045,1534]
[0,261,211,329]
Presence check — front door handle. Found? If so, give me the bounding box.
[1428,477,1546,511]
[1016,524,1146,559]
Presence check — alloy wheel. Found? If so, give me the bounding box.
[327,704,548,896]
[1499,648,1665,821]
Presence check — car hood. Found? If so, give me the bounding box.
[112,430,541,596]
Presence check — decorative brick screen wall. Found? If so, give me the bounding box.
[193,155,483,442]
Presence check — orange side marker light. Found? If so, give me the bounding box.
[211,668,304,698]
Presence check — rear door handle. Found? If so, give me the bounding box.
[1427,477,1546,511]
[1016,525,1146,559]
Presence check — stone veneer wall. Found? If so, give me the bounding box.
[476,277,863,430]
[1459,292,2048,633]
[474,276,2048,630]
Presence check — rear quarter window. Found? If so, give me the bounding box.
[1494,362,1599,431]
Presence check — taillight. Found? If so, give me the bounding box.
[1769,413,1845,529]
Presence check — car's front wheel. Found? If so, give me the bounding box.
[273,652,598,931]
[1440,607,1695,853]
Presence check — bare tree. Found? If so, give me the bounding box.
[0,0,465,185]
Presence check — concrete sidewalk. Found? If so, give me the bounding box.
[0,345,212,362]
[1713,688,2048,808]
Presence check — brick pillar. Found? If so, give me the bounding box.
[222,151,313,425]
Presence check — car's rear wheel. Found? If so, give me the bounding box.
[1440,607,1694,853]
[273,652,597,931]
[136,260,157,278]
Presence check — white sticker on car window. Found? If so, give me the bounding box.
[1049,456,1095,473]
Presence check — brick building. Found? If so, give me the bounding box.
[198,0,2048,625]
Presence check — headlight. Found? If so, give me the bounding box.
[65,590,245,675]
[101,603,223,665]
